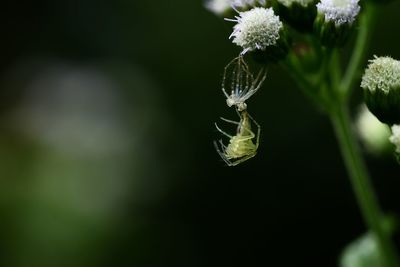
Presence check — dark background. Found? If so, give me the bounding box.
[0,1,399,266]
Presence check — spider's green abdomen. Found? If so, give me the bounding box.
[225,136,257,159]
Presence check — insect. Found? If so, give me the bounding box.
[214,109,261,166]
[222,55,267,111]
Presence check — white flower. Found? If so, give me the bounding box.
[340,233,381,267]
[229,7,283,53]
[389,125,400,153]
[205,0,232,15]
[233,0,267,8]
[316,0,360,25]
[355,105,391,155]
[361,56,400,94]
[205,0,267,15]
[277,0,315,7]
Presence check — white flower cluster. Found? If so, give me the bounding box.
[277,0,315,7]
[316,0,360,25]
[389,125,400,153]
[361,56,400,94]
[205,0,267,15]
[230,7,283,53]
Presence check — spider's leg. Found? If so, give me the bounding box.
[243,67,251,96]
[220,117,240,126]
[237,64,255,103]
[239,68,266,102]
[235,111,256,139]
[246,111,260,128]
[236,130,255,141]
[227,153,257,166]
[239,58,252,94]
[238,55,249,97]
[221,67,231,99]
[215,122,233,138]
[221,87,230,99]
[235,59,241,96]
[252,67,268,91]
[218,139,228,150]
[235,107,242,117]
[214,140,234,166]
[224,56,240,96]
[246,112,261,148]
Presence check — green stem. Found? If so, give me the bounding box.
[330,104,399,267]
[340,4,377,98]
[280,60,327,111]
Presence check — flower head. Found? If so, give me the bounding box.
[361,56,400,94]
[389,125,400,153]
[233,0,267,8]
[316,0,360,25]
[205,0,232,15]
[205,0,267,15]
[361,56,400,125]
[229,7,283,53]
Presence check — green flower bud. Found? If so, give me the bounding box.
[314,0,360,46]
[361,56,400,125]
[275,0,317,32]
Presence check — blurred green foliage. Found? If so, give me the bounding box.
[0,1,399,266]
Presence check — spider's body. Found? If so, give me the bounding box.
[222,56,267,111]
[214,110,260,166]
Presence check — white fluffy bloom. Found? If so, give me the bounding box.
[233,0,267,8]
[277,0,315,7]
[355,105,391,155]
[316,0,360,25]
[229,7,283,53]
[361,56,400,94]
[389,125,400,153]
[205,0,266,15]
[205,0,232,15]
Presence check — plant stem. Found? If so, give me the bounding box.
[330,104,399,267]
[280,60,327,111]
[340,4,377,98]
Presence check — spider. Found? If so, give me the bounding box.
[222,56,267,111]
[214,110,261,166]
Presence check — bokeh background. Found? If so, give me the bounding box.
[0,1,399,266]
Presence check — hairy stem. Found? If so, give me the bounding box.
[330,104,399,267]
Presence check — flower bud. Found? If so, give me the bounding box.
[361,56,400,125]
[229,7,289,61]
[275,0,317,32]
[233,0,269,11]
[314,0,360,46]
[205,0,232,16]
[389,125,400,154]
[390,125,400,162]
[355,105,391,155]
[204,0,269,16]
